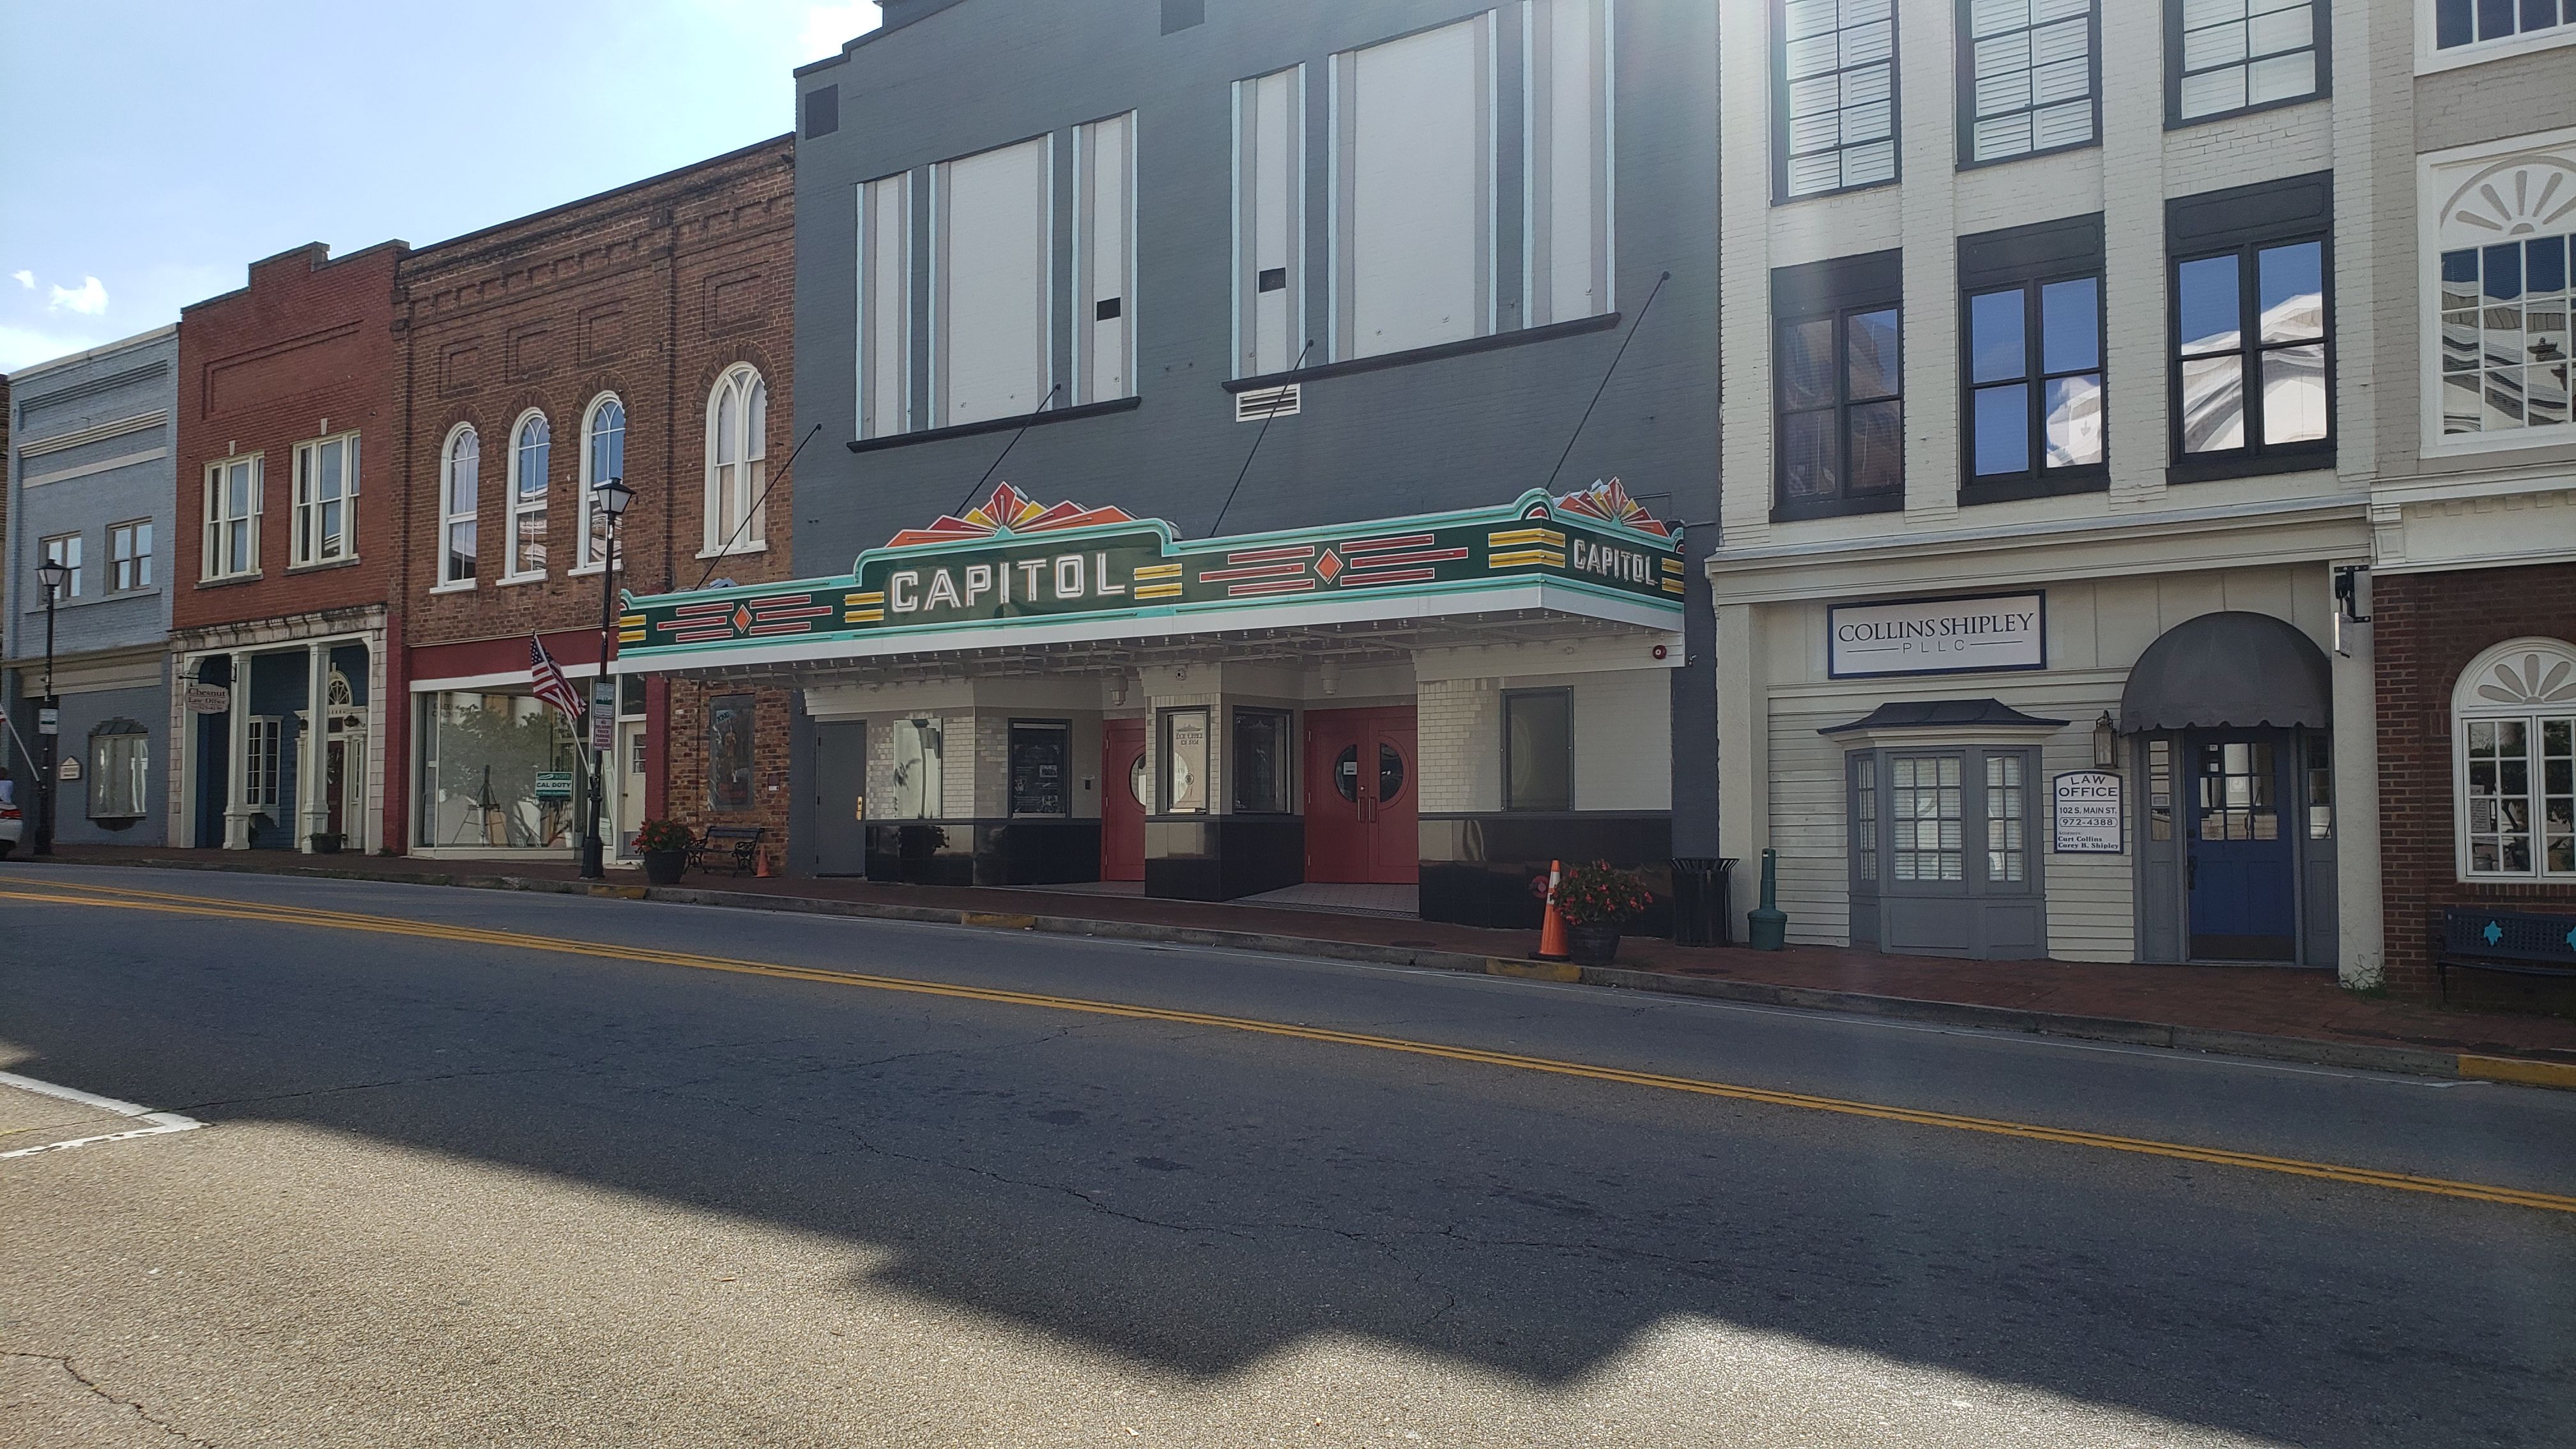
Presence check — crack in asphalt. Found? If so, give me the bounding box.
[4,1349,214,1446]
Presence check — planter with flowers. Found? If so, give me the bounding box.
[634,818,696,886]
[1531,860,1658,965]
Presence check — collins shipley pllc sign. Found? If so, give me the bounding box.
[1827,592,2046,678]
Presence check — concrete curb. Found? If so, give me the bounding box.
[19,852,2574,1089]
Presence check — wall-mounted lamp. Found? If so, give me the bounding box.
[2093,711,2117,769]
[1319,657,1341,696]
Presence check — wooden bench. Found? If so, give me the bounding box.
[686,825,766,877]
[2437,907,2576,1001]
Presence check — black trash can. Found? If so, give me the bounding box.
[1671,857,1736,947]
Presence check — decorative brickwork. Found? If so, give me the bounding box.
[2373,564,2576,1007]
[664,678,794,873]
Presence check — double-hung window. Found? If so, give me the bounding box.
[244,717,282,811]
[2168,172,2333,477]
[1961,0,2097,164]
[40,532,82,598]
[2168,1,2326,125]
[1234,66,1307,377]
[111,520,152,591]
[440,425,479,585]
[1773,250,1904,520]
[857,172,912,438]
[1527,0,1614,326]
[933,137,1053,427]
[506,411,549,578]
[203,455,261,580]
[1961,215,2106,502]
[705,365,768,553]
[2434,0,2573,54]
[291,431,359,567]
[1332,13,1497,360]
[1777,0,1897,200]
[578,394,625,568]
[2455,639,2576,880]
[1074,112,1137,405]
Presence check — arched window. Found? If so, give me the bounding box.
[705,365,767,555]
[578,394,627,569]
[507,411,550,578]
[2455,637,2576,880]
[441,424,480,585]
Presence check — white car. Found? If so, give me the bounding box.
[0,779,19,857]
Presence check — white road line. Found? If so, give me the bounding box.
[0,1070,206,1160]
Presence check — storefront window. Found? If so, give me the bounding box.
[1009,720,1071,817]
[1890,753,1965,882]
[86,721,149,820]
[1232,709,1292,813]
[417,691,579,848]
[1986,753,2027,883]
[892,717,942,819]
[1504,690,1573,811]
[707,694,756,811]
[1160,708,1210,815]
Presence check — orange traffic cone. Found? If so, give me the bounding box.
[1535,859,1571,962]
[755,847,773,879]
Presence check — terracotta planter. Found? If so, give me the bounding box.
[1566,923,1621,965]
[642,850,687,886]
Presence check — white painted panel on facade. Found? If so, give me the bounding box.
[937,137,1052,427]
[1531,0,1611,326]
[1340,17,1491,360]
[859,173,910,438]
[1241,68,1303,377]
[1077,114,1135,404]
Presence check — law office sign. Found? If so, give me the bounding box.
[1828,592,2046,678]
[615,479,1686,661]
[2052,770,2124,854]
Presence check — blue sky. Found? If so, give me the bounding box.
[0,0,879,373]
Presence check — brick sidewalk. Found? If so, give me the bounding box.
[22,845,2576,1062]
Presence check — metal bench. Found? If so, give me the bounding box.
[686,825,766,877]
[2437,907,2576,1001]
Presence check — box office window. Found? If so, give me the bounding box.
[1160,707,1211,815]
[1775,250,1905,521]
[1009,720,1072,818]
[2168,173,2333,480]
[1505,690,1574,812]
[891,717,943,820]
[1233,709,1293,814]
[1961,215,2106,503]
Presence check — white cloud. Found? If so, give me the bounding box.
[47,275,108,315]
[798,2,878,64]
[8,270,31,289]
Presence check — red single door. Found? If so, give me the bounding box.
[1305,707,1418,885]
[1101,718,1147,882]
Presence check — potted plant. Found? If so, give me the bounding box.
[309,832,344,854]
[634,818,695,886]
[1532,861,1657,965]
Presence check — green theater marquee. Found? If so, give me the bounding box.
[617,479,1686,667]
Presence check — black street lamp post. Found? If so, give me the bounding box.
[33,556,70,857]
[579,476,636,880]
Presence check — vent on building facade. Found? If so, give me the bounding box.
[804,85,840,139]
[1162,0,1205,35]
[1235,384,1300,423]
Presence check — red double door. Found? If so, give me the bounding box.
[1303,707,1418,885]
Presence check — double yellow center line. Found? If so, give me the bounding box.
[6,875,2571,1216]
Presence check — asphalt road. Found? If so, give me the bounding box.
[0,863,2569,1448]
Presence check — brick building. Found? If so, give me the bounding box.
[171,243,408,853]
[393,137,798,868]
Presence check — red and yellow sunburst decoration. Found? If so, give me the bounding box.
[884,482,1140,550]
[1547,477,1673,538]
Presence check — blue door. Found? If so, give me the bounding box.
[2187,733,2297,961]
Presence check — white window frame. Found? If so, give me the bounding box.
[40,531,83,599]
[290,431,361,568]
[1525,0,1616,326]
[1073,111,1138,406]
[1233,64,1309,378]
[86,724,149,820]
[202,454,262,581]
[245,716,283,811]
[504,410,551,581]
[856,171,913,439]
[2419,0,2576,74]
[109,519,153,592]
[704,364,768,557]
[574,393,626,574]
[2454,636,2576,882]
[438,424,480,589]
[2417,127,2576,459]
[1330,13,1499,362]
[931,134,1056,427]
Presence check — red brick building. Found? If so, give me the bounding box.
[392,137,798,868]
[170,241,408,853]
[2373,564,2576,1008]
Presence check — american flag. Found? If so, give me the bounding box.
[528,638,586,724]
